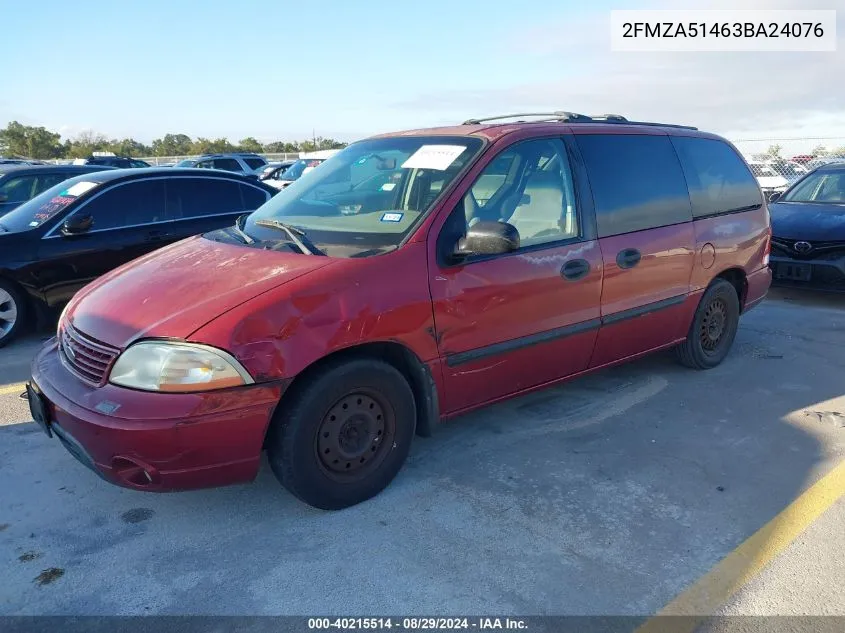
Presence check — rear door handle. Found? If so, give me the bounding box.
[616,248,641,269]
[145,229,171,243]
[561,258,590,281]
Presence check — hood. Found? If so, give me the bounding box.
[67,235,334,349]
[769,201,845,241]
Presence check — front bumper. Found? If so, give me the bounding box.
[29,338,286,491]
[769,255,845,292]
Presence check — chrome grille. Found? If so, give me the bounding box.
[59,323,119,386]
[771,237,845,260]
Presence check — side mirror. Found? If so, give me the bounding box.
[61,214,93,236]
[453,220,519,260]
[768,192,782,203]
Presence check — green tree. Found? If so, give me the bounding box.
[237,137,263,153]
[315,137,346,150]
[264,141,301,153]
[151,133,193,156]
[64,131,111,158]
[107,138,151,157]
[190,137,235,155]
[764,144,783,158]
[828,146,845,158]
[0,121,63,159]
[811,144,829,157]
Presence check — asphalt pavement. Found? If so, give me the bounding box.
[0,288,843,618]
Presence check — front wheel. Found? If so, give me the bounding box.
[267,358,416,510]
[0,280,26,349]
[675,279,740,370]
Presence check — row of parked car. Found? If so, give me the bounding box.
[163,149,341,190]
[4,112,843,512]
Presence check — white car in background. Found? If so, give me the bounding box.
[262,149,341,190]
[748,162,789,196]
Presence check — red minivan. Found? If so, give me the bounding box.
[27,114,772,509]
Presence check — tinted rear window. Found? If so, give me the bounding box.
[575,134,691,237]
[240,183,268,209]
[165,177,246,219]
[671,137,762,217]
[244,157,266,169]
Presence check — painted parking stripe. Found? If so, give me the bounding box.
[0,382,27,396]
[637,459,845,632]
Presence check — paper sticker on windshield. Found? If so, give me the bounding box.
[401,145,466,171]
[381,212,403,223]
[380,183,396,191]
[64,181,98,197]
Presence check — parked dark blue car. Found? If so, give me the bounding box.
[768,162,845,291]
[0,164,115,215]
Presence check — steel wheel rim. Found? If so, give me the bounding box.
[0,288,17,340]
[700,298,728,352]
[315,390,395,482]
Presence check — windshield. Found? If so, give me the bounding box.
[174,159,196,167]
[0,175,101,233]
[782,171,845,203]
[278,158,324,181]
[243,136,483,256]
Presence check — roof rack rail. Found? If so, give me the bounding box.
[462,112,697,130]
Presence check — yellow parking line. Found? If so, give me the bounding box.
[637,459,845,633]
[0,382,27,396]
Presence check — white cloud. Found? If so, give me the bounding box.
[396,0,845,153]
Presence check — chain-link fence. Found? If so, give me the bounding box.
[732,137,845,197]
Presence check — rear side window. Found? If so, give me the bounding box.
[165,177,246,219]
[576,134,691,237]
[213,158,242,172]
[240,183,269,209]
[671,137,762,217]
[243,157,266,169]
[79,180,167,230]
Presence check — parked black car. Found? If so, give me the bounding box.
[0,168,276,346]
[768,162,845,291]
[80,155,151,168]
[0,164,114,215]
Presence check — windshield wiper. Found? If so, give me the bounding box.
[254,219,324,256]
[233,214,255,244]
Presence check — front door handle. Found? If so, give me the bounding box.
[561,258,590,281]
[616,248,641,269]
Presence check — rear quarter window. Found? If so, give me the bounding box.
[240,183,269,209]
[671,137,762,217]
[575,134,692,237]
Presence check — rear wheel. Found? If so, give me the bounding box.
[675,279,740,370]
[267,358,416,510]
[0,280,26,349]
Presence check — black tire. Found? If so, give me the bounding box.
[267,358,416,510]
[0,279,26,349]
[675,279,741,370]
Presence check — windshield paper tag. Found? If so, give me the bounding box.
[381,212,403,222]
[401,145,466,171]
[64,181,98,197]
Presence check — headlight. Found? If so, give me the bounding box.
[109,341,254,393]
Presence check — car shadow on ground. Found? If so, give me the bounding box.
[0,294,843,617]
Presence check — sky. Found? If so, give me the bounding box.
[1,0,843,155]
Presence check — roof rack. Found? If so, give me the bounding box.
[461,112,697,130]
